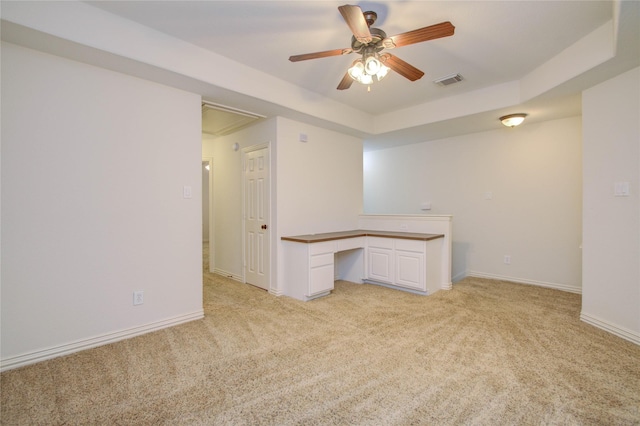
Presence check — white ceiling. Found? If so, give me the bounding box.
[3,1,639,150]
[89,1,612,114]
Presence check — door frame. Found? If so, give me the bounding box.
[241,142,272,290]
[202,157,214,273]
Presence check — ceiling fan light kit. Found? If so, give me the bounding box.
[288,4,455,91]
[348,51,390,86]
[500,113,528,128]
[364,53,381,75]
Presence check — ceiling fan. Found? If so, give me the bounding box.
[289,4,455,90]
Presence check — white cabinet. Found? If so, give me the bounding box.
[394,239,425,291]
[282,231,443,301]
[281,238,365,301]
[366,237,394,284]
[308,242,336,298]
[281,240,335,301]
[365,237,440,294]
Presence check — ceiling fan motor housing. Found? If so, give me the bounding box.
[363,11,378,27]
[351,27,387,53]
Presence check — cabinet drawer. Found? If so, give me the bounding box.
[336,237,365,252]
[395,238,425,253]
[310,252,334,268]
[309,241,336,255]
[308,263,334,297]
[367,236,394,250]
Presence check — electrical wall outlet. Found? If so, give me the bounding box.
[133,291,144,305]
[503,255,511,265]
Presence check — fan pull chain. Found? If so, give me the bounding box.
[368,85,371,92]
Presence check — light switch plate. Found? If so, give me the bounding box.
[614,182,630,197]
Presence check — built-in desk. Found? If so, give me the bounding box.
[281,230,444,301]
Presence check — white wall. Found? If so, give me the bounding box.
[364,117,583,292]
[275,117,363,294]
[276,117,363,236]
[1,43,204,370]
[582,67,640,344]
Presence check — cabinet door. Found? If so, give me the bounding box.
[368,247,394,283]
[395,249,425,290]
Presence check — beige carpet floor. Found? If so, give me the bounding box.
[2,266,639,424]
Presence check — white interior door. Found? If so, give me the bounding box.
[243,146,269,290]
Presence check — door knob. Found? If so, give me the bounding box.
[261,224,268,229]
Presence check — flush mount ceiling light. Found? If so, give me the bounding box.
[500,113,528,128]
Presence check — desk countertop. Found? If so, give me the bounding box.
[281,230,444,244]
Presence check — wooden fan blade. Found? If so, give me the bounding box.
[337,71,354,90]
[382,54,425,81]
[289,48,352,62]
[338,5,372,44]
[384,21,455,49]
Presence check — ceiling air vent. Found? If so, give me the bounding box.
[434,73,464,87]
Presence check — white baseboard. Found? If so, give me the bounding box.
[580,312,640,345]
[0,310,204,372]
[269,288,284,297]
[213,268,243,282]
[466,271,582,294]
